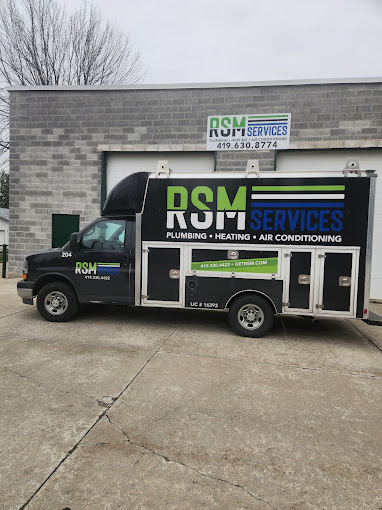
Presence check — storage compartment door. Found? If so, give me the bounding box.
[283,249,314,313]
[316,249,359,316]
[143,246,182,305]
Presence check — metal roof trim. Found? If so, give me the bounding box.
[7,77,382,92]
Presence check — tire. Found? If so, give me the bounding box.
[228,294,274,338]
[37,282,79,322]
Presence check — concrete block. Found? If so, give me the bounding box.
[134,127,148,135]
[170,144,184,151]
[158,144,171,152]
[109,144,122,151]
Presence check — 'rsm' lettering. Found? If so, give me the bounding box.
[167,185,247,231]
[209,116,246,138]
[75,262,97,275]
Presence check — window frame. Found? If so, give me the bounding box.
[78,218,128,252]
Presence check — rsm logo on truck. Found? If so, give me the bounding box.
[75,262,120,275]
[166,184,345,241]
[167,185,247,231]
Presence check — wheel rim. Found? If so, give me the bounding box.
[44,291,68,316]
[237,304,264,330]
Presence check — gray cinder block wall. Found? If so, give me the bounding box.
[8,79,382,275]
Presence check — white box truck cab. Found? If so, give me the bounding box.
[17,159,376,338]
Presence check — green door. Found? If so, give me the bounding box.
[52,214,80,248]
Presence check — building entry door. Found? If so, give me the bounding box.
[52,214,80,248]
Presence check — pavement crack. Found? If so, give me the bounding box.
[18,411,106,510]
[0,308,31,320]
[17,315,191,509]
[0,332,150,352]
[105,415,275,509]
[80,439,128,448]
[348,319,382,354]
[1,365,103,405]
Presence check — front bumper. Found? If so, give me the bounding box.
[17,280,34,304]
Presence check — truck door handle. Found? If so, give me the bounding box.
[169,269,180,279]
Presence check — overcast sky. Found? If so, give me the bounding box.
[66,0,381,84]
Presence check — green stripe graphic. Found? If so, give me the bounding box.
[251,185,345,191]
[191,258,278,274]
[248,115,289,119]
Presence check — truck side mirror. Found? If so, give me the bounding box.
[69,232,79,253]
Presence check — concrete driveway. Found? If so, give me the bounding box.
[1,278,382,510]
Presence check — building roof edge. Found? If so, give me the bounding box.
[7,77,382,92]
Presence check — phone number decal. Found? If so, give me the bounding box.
[217,141,278,150]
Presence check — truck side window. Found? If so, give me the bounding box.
[80,219,126,251]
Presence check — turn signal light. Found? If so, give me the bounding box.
[22,260,28,281]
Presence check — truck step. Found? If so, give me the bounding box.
[362,311,382,326]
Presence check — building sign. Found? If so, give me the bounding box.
[206,113,291,151]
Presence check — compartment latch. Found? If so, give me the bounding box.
[298,274,310,285]
[339,276,351,287]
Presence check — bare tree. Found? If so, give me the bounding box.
[0,0,145,166]
[0,168,8,207]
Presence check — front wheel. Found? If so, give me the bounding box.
[228,294,274,338]
[37,282,79,322]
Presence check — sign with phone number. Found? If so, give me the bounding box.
[206,113,291,151]
[191,257,278,274]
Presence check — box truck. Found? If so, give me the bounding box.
[17,159,376,337]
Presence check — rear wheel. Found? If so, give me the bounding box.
[228,294,274,338]
[37,282,79,322]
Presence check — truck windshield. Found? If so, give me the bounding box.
[80,219,126,250]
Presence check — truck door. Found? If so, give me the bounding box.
[73,218,133,304]
[283,247,359,317]
[316,248,359,316]
[283,249,315,313]
[141,243,183,306]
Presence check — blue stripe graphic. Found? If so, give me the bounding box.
[251,202,344,208]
